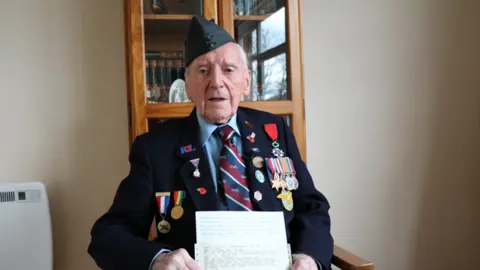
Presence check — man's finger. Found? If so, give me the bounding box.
[177,248,200,270]
[170,252,188,269]
[292,261,301,270]
[185,257,201,270]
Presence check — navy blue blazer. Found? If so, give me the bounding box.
[88,107,333,270]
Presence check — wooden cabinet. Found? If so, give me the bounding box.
[124,0,306,160]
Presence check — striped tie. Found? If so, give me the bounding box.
[217,125,253,211]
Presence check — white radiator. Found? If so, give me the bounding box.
[0,181,53,270]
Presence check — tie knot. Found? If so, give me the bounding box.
[216,125,235,144]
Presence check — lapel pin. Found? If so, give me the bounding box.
[180,144,195,154]
[245,121,253,128]
[251,147,260,153]
[252,156,264,168]
[190,158,200,178]
[247,132,256,143]
[255,170,265,183]
[254,191,262,201]
[197,187,207,195]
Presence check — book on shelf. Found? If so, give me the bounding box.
[145,50,185,104]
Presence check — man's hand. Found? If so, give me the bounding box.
[292,253,318,270]
[152,248,200,270]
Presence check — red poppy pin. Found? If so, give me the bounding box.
[197,187,206,195]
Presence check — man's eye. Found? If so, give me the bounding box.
[226,67,235,73]
[198,68,208,74]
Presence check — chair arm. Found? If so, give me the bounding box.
[332,245,374,270]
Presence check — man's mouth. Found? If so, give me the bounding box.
[209,97,227,102]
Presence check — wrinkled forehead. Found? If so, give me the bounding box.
[190,42,243,67]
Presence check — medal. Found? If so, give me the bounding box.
[271,148,284,157]
[157,219,171,234]
[156,192,171,234]
[171,206,184,220]
[264,123,284,157]
[171,190,186,220]
[270,175,284,191]
[277,190,293,211]
[190,158,200,178]
[285,176,295,191]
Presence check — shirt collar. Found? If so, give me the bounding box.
[196,110,241,147]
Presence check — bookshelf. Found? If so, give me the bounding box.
[124,0,306,160]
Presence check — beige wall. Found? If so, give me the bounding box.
[0,1,130,269]
[301,0,480,269]
[0,0,479,270]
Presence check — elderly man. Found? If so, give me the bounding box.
[88,16,333,270]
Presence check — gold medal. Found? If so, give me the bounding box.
[171,205,184,220]
[157,219,171,234]
[252,156,264,168]
[277,190,293,211]
[171,190,186,219]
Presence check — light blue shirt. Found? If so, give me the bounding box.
[196,110,243,192]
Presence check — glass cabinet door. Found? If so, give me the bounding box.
[142,0,214,105]
[218,0,306,159]
[124,0,217,139]
[233,0,288,101]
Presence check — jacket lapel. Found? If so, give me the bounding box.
[237,109,283,212]
[177,110,219,211]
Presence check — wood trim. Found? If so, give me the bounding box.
[143,14,193,20]
[203,0,217,22]
[333,245,375,270]
[218,0,234,35]
[146,101,294,119]
[124,0,133,144]
[125,0,147,141]
[286,0,306,161]
[235,15,271,21]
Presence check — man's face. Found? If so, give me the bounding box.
[185,42,251,124]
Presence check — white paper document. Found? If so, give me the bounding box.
[195,211,292,270]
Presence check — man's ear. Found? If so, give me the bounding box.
[242,69,251,96]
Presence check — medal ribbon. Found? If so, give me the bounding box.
[287,157,296,173]
[274,158,283,175]
[264,123,278,141]
[174,190,185,206]
[280,158,290,174]
[267,158,275,180]
[190,158,199,169]
[156,192,170,216]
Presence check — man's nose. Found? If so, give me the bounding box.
[209,66,224,89]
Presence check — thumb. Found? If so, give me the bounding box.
[179,249,200,270]
[185,258,200,270]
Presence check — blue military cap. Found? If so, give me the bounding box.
[184,15,236,67]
